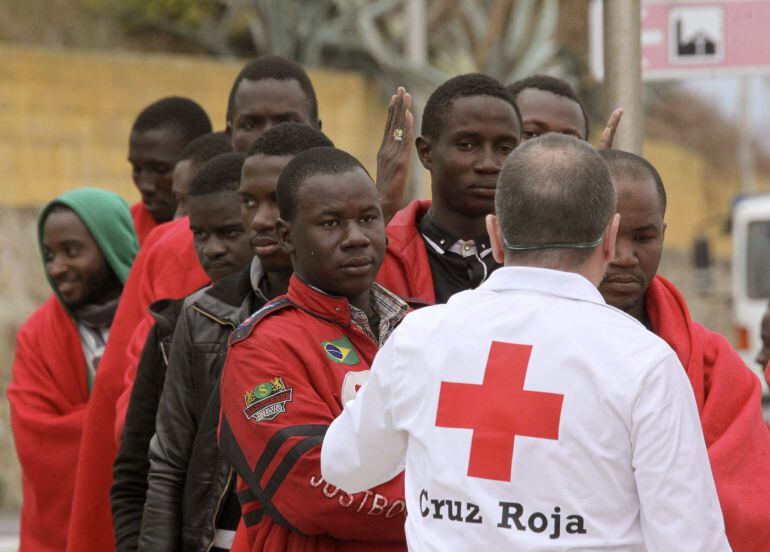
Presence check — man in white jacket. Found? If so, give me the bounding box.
[321,134,730,551]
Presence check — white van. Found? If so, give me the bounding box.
[731,194,770,391]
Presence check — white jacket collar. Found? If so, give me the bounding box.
[476,266,606,306]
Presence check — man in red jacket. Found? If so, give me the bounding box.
[128,97,213,243]
[219,147,409,551]
[377,74,521,305]
[599,149,770,552]
[9,188,138,552]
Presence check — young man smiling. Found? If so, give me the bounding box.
[9,188,138,552]
[377,73,522,305]
[219,147,409,551]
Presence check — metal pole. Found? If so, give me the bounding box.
[405,0,427,67]
[738,76,756,193]
[603,0,643,154]
[405,0,428,199]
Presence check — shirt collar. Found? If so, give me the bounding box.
[286,275,408,335]
[249,256,269,302]
[349,282,410,346]
[476,266,607,306]
[419,211,492,255]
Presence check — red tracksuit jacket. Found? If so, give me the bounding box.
[376,200,435,305]
[219,276,407,552]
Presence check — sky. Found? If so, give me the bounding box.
[681,76,770,152]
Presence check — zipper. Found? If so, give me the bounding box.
[205,468,235,552]
[159,340,170,367]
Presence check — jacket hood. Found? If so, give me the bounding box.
[38,187,139,310]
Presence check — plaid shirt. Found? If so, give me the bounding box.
[349,282,409,347]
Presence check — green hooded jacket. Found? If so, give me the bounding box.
[37,187,139,311]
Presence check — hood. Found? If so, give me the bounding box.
[37,187,139,310]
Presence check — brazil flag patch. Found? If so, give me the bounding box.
[322,336,361,365]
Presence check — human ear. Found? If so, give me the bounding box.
[276,218,295,255]
[415,136,432,171]
[603,213,620,263]
[486,214,506,264]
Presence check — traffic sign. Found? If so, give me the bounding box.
[590,0,770,80]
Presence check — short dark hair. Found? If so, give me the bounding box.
[188,152,246,197]
[226,55,319,125]
[599,149,667,215]
[132,97,212,145]
[508,74,590,138]
[421,73,522,140]
[276,147,370,221]
[495,134,616,266]
[178,131,233,166]
[247,122,334,157]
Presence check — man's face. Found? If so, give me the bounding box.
[419,95,520,221]
[516,88,587,141]
[278,169,386,300]
[228,79,316,153]
[599,174,665,320]
[128,126,186,223]
[188,191,254,283]
[239,154,293,273]
[42,209,120,308]
[756,308,770,370]
[172,159,196,219]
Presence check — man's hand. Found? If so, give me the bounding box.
[376,87,413,224]
[596,108,624,150]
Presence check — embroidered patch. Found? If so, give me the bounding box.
[322,336,361,365]
[243,377,293,422]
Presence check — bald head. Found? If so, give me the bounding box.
[495,134,616,266]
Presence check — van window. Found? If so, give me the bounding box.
[747,220,770,299]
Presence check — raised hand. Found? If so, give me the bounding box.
[376,86,413,224]
[596,108,624,150]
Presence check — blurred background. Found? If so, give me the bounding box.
[1,0,769,533]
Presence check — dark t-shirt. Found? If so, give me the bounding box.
[418,212,500,304]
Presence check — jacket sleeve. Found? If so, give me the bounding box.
[321,334,407,493]
[632,352,731,552]
[137,308,197,552]
[110,323,166,552]
[218,329,406,542]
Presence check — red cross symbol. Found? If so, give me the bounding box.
[435,341,564,481]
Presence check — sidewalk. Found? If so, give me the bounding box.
[0,512,19,552]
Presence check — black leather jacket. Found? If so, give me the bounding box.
[111,298,186,552]
[138,263,264,552]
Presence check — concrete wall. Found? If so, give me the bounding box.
[0,44,386,207]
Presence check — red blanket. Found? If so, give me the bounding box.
[130,201,159,246]
[66,217,208,552]
[647,275,770,551]
[8,296,89,552]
